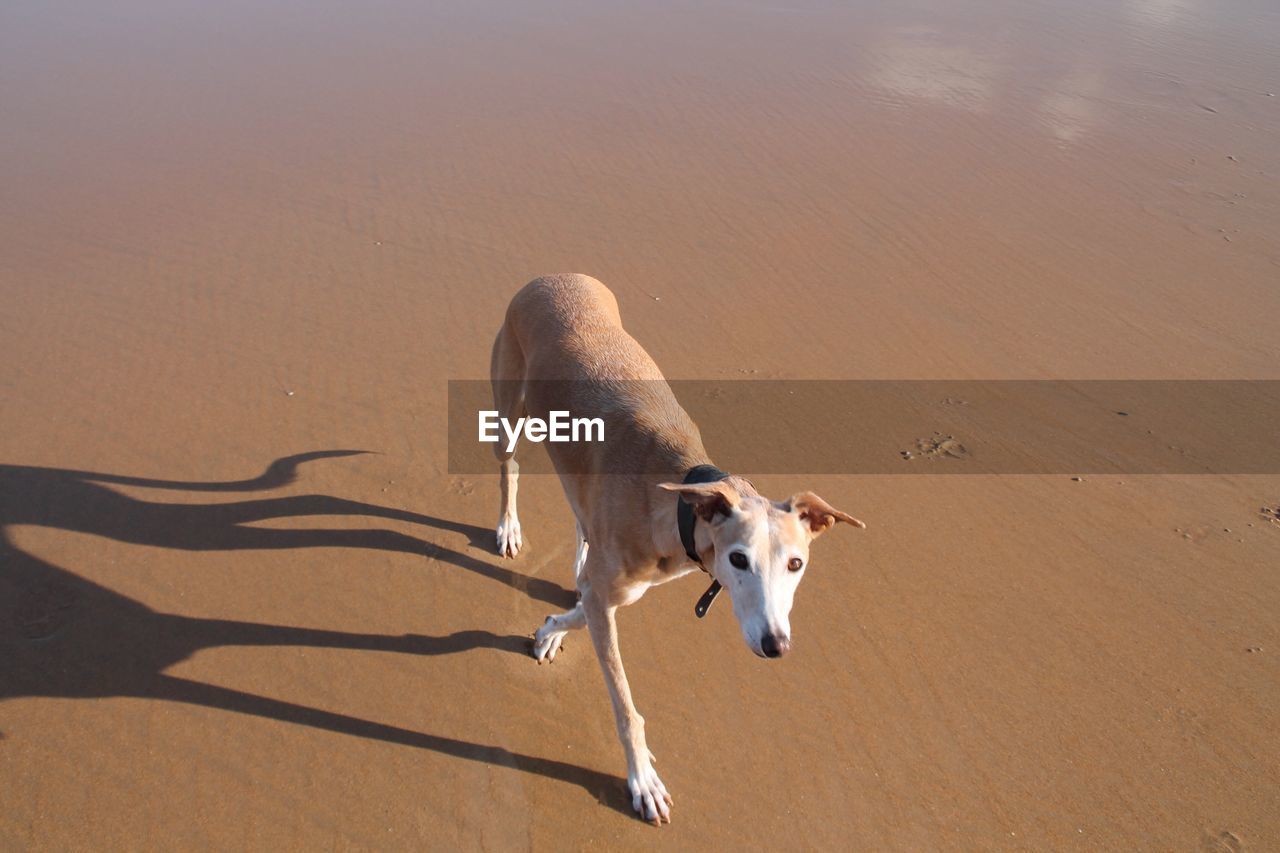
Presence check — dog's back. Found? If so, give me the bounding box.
[491,273,706,505]
[500,274,664,383]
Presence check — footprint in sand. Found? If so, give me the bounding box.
[1175,524,1213,543]
[1201,829,1245,852]
[1260,504,1280,526]
[901,432,969,462]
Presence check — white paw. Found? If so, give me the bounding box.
[628,758,672,825]
[495,515,523,558]
[532,618,568,662]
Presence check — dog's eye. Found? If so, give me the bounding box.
[788,557,804,572]
[728,551,749,570]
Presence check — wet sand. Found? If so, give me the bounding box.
[3,0,1279,848]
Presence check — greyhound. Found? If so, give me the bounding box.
[488,274,865,824]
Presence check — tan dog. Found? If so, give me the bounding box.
[489,274,864,824]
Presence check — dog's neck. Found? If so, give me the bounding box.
[668,462,729,618]
[675,463,729,563]
[651,459,715,563]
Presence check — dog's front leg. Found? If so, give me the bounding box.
[583,589,673,825]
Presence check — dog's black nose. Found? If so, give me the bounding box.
[761,633,790,658]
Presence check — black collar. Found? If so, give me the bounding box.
[676,463,729,618]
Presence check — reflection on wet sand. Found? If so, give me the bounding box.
[867,27,1001,114]
[1126,0,1201,28]
[1038,63,1106,144]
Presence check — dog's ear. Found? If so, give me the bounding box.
[789,491,866,537]
[657,481,738,521]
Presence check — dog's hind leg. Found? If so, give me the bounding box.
[490,324,526,557]
[531,521,589,661]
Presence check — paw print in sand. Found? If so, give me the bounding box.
[901,432,969,462]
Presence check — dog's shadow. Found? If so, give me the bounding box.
[0,452,630,816]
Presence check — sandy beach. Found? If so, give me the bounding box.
[3,0,1279,848]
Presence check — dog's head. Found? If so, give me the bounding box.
[658,477,865,658]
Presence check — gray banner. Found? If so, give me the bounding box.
[448,380,1280,474]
